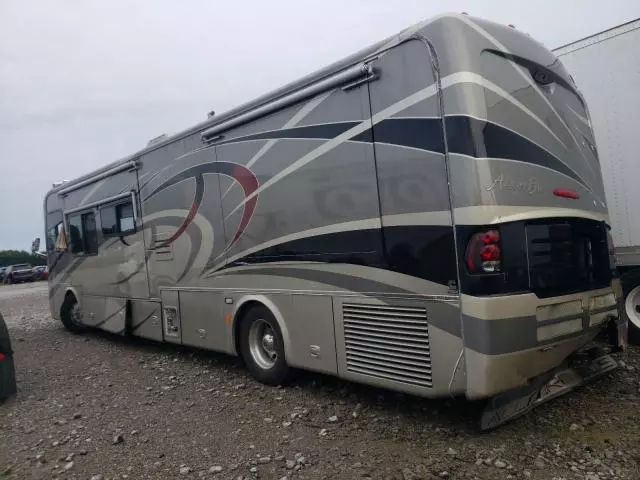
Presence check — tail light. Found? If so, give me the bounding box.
[466,229,501,273]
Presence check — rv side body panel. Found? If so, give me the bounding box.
[134,40,464,392]
[45,166,148,325]
[364,38,462,394]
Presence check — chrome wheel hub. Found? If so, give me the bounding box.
[625,285,640,329]
[248,319,278,369]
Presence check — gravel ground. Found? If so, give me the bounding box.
[1,283,639,480]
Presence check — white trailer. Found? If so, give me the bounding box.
[554,18,640,343]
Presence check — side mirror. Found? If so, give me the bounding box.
[31,237,40,254]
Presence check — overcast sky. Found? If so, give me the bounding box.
[1,0,638,251]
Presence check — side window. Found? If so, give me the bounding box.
[46,210,64,252]
[46,222,63,251]
[118,203,134,232]
[68,214,84,254]
[82,212,98,254]
[67,211,98,255]
[101,200,136,236]
[101,205,118,235]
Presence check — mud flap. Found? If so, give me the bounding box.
[0,312,17,399]
[480,352,617,430]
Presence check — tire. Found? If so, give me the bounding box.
[238,305,292,386]
[5,275,12,285]
[620,270,640,345]
[60,294,88,334]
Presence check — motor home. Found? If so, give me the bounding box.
[42,13,625,429]
[553,18,640,344]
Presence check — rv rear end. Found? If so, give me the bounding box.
[553,20,640,343]
[425,15,623,406]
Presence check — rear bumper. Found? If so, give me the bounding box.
[8,273,33,282]
[461,285,620,399]
[480,349,618,430]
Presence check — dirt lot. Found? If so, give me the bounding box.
[0,283,639,480]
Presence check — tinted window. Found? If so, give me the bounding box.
[68,211,98,255]
[101,205,118,235]
[68,215,84,254]
[101,200,135,236]
[82,212,98,254]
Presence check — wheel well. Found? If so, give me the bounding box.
[60,290,77,316]
[233,300,265,356]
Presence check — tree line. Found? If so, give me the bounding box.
[0,250,46,268]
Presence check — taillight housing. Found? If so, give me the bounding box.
[466,229,502,273]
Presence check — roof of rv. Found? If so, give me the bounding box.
[47,12,470,197]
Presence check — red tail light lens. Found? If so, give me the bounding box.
[553,187,580,199]
[466,229,501,273]
[0,352,5,361]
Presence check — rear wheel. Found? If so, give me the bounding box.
[238,306,292,385]
[621,270,640,345]
[60,294,88,334]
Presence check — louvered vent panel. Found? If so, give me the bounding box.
[342,303,432,388]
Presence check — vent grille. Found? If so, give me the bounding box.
[342,303,432,388]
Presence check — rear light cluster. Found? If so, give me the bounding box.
[466,229,501,274]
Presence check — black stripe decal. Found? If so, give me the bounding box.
[220,225,457,288]
[223,267,412,295]
[217,122,360,146]
[357,117,444,152]
[445,115,590,190]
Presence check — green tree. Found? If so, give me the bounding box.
[0,250,45,268]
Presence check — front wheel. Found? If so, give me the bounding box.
[238,306,292,385]
[60,294,88,334]
[621,271,640,345]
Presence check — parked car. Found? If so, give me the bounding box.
[3,264,34,284]
[32,265,48,281]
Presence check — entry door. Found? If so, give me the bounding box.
[368,40,457,290]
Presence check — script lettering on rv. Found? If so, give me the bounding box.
[485,174,542,195]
